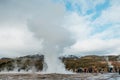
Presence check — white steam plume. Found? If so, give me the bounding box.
[27,15,74,73]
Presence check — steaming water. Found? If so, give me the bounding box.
[42,49,72,74]
[104,56,114,68]
[13,59,19,72]
[43,54,66,73]
[117,56,120,63]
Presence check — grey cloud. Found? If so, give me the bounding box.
[0,0,65,25]
[0,0,67,57]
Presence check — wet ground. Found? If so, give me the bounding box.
[0,73,120,80]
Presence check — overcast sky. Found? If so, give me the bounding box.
[0,0,120,58]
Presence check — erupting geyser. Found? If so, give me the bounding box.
[43,48,67,73]
[105,56,113,68]
[105,56,114,72]
[28,16,74,73]
[117,56,120,63]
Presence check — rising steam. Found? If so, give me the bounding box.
[27,15,74,73]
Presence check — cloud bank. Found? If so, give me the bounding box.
[63,0,120,56]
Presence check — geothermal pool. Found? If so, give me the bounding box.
[0,72,120,80]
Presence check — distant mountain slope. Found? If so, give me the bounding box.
[0,54,120,72]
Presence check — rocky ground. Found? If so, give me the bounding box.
[0,73,120,80]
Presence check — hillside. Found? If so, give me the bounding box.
[0,54,120,72]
